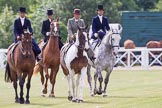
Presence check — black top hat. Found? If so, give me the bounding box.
[73,9,81,15]
[19,7,26,13]
[97,5,104,10]
[47,9,53,15]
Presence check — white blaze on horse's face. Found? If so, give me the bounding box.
[75,30,89,50]
[54,22,58,33]
[83,32,90,50]
[110,33,121,55]
[75,31,80,46]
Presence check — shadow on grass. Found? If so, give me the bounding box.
[55,96,67,99]
[109,95,137,98]
[108,95,162,98]
[84,101,108,104]
[30,103,56,106]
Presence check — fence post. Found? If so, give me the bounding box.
[141,49,149,69]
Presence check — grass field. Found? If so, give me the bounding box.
[0,69,162,108]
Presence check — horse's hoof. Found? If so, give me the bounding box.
[25,100,30,104]
[49,94,55,98]
[15,98,19,103]
[68,96,73,101]
[19,98,24,104]
[77,99,84,103]
[90,93,94,97]
[42,89,47,94]
[72,99,77,103]
[97,91,102,95]
[94,89,98,95]
[103,94,107,97]
[41,94,46,97]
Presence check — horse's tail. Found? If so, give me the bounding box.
[33,64,41,76]
[4,62,12,82]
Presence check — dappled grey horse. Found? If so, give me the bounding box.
[87,30,121,97]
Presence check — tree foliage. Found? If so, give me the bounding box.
[0,0,161,48]
[135,0,159,11]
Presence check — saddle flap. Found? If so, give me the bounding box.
[90,39,101,51]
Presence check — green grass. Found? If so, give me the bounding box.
[0,69,162,108]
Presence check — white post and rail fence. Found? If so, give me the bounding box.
[0,48,162,69]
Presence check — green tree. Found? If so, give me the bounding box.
[0,5,16,48]
[119,0,139,11]
[151,0,162,11]
[0,0,39,13]
[135,0,159,11]
[0,0,161,48]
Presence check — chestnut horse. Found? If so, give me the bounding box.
[146,40,162,49]
[124,39,136,64]
[146,40,162,61]
[33,19,60,97]
[60,26,89,103]
[5,32,35,104]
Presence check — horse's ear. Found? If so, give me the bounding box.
[77,25,81,30]
[56,17,60,22]
[22,34,24,38]
[29,32,33,36]
[23,29,28,34]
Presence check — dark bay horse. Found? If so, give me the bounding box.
[5,32,35,104]
[60,26,89,103]
[33,19,60,97]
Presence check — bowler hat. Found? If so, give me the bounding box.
[73,9,81,15]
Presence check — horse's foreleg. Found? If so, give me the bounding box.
[18,72,26,104]
[13,80,19,103]
[97,68,103,95]
[39,66,44,85]
[42,66,49,95]
[78,67,87,103]
[103,69,112,97]
[87,64,93,96]
[73,74,80,102]
[94,71,98,95]
[71,73,76,102]
[25,72,32,104]
[49,68,59,97]
[12,72,19,103]
[67,74,72,101]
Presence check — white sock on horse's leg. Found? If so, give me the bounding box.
[67,75,72,97]
[79,67,87,100]
[75,74,80,99]
[71,75,76,100]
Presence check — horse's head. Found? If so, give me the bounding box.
[75,25,90,50]
[103,30,121,55]
[21,31,33,56]
[50,18,60,37]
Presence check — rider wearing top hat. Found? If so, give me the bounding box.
[41,9,63,49]
[13,7,41,61]
[91,5,110,40]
